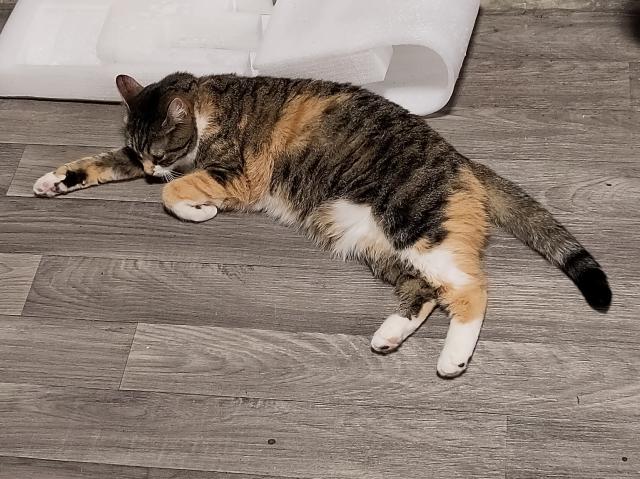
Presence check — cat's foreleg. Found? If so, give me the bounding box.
[162,170,248,222]
[33,147,143,197]
[367,256,438,353]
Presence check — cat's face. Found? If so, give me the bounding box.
[116,74,198,179]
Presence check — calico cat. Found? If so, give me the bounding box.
[33,72,612,378]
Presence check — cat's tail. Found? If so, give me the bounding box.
[468,161,612,312]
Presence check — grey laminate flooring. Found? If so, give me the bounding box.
[0,1,639,478]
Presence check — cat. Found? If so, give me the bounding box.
[33,72,612,378]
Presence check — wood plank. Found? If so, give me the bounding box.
[22,255,397,335]
[121,323,640,416]
[0,457,149,479]
[480,0,628,12]
[7,144,162,203]
[8,143,640,221]
[473,11,640,61]
[0,197,336,268]
[506,414,640,478]
[0,99,122,147]
[18,219,640,343]
[21,246,639,345]
[0,4,13,34]
[0,143,23,194]
[452,60,630,110]
[0,383,506,478]
[148,469,297,479]
[0,253,41,315]
[0,315,135,389]
[0,456,297,479]
[428,107,638,164]
[631,62,639,110]
[478,158,640,220]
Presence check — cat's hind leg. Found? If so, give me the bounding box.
[367,257,438,353]
[402,167,490,377]
[437,274,487,378]
[33,147,143,197]
[402,242,488,377]
[370,299,437,353]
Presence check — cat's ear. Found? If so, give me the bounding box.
[116,75,143,108]
[164,97,189,127]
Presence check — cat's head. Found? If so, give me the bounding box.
[116,74,198,179]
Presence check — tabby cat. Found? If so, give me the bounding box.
[33,73,612,378]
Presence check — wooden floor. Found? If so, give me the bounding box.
[1,1,639,478]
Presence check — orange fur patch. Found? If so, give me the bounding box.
[243,93,350,204]
[412,167,490,323]
[442,167,489,280]
[268,94,347,154]
[56,156,118,185]
[194,93,220,136]
[162,170,251,210]
[441,283,488,321]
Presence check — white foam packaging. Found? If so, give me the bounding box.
[0,0,479,114]
[254,0,480,114]
[0,0,270,101]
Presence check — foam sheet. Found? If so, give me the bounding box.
[0,0,479,114]
[254,0,480,114]
[0,0,267,101]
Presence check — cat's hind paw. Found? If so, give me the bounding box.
[371,314,414,354]
[169,201,218,223]
[436,353,469,379]
[33,171,68,197]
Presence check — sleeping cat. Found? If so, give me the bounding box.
[33,72,612,378]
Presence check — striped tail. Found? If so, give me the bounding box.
[469,161,612,312]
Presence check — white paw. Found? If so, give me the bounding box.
[170,201,218,222]
[436,318,483,379]
[371,314,420,354]
[436,351,470,379]
[33,172,67,197]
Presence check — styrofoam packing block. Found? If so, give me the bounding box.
[254,0,480,114]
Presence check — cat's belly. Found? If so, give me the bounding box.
[314,199,393,259]
[254,193,393,260]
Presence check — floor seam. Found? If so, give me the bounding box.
[118,322,138,390]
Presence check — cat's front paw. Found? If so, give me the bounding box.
[169,201,218,223]
[33,171,68,197]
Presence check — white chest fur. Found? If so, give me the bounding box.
[253,193,299,225]
[322,199,392,259]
